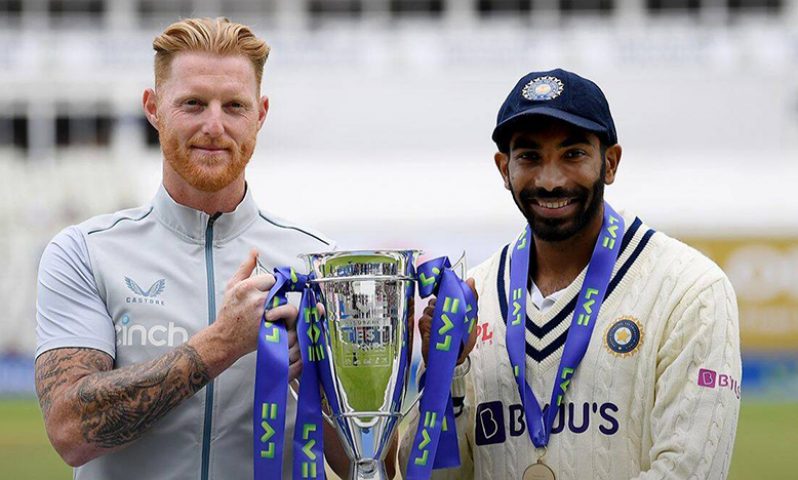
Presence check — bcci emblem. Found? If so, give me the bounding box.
[522,76,564,101]
[604,316,643,357]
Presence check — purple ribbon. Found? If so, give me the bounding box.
[506,202,624,448]
[291,287,326,480]
[406,257,478,479]
[255,267,326,480]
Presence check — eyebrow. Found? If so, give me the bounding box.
[172,93,253,106]
[511,137,541,150]
[558,135,594,148]
[511,134,594,150]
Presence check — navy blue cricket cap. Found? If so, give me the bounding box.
[492,68,617,151]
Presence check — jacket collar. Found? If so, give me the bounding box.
[152,184,259,244]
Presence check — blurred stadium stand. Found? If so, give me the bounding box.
[0,0,796,398]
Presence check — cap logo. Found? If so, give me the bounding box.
[522,76,564,101]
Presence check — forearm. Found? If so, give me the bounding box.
[36,327,236,466]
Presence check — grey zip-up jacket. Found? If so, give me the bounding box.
[36,185,334,480]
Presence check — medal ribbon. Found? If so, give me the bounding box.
[506,203,624,448]
[406,257,478,480]
[255,267,326,480]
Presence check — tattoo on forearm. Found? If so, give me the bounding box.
[76,344,210,448]
[35,344,211,450]
[36,348,112,421]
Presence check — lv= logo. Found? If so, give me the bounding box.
[435,296,460,351]
[300,423,318,478]
[259,402,278,459]
[414,411,449,466]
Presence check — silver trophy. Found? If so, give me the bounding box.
[303,250,419,480]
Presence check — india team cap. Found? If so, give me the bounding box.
[492,68,618,151]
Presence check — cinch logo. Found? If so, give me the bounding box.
[697,368,741,399]
[115,315,188,347]
[124,277,166,306]
[475,401,619,446]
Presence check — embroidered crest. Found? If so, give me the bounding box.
[604,316,643,357]
[522,76,564,101]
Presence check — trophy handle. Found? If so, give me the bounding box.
[399,385,424,419]
[450,251,467,280]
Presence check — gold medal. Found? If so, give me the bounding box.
[523,460,556,480]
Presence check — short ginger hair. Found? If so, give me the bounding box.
[152,17,270,90]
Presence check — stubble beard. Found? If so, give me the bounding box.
[158,119,256,193]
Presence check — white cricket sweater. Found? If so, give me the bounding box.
[400,213,741,480]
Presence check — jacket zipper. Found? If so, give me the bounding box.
[200,213,221,480]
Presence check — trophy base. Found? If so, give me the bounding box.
[348,459,388,480]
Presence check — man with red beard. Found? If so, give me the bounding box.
[400,69,741,479]
[34,18,350,480]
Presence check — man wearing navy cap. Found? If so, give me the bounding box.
[400,69,741,479]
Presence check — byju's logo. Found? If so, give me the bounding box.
[698,368,717,388]
[475,402,506,446]
[697,368,741,399]
[115,315,188,347]
[125,277,166,306]
[474,400,620,446]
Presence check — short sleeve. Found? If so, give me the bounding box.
[35,226,116,359]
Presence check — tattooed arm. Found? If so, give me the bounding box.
[35,251,298,467]
[35,343,210,466]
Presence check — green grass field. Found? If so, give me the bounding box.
[2,398,795,479]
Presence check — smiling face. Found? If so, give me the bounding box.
[143,51,268,194]
[495,118,621,242]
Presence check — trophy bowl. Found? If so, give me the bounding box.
[303,250,419,480]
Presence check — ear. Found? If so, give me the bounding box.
[142,89,159,130]
[494,152,511,191]
[257,96,269,131]
[603,144,622,185]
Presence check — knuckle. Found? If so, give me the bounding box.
[232,284,248,301]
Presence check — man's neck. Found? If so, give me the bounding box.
[531,205,604,298]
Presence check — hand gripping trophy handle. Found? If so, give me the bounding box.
[397,251,466,420]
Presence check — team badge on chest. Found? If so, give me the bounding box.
[604,316,643,357]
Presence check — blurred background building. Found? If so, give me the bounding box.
[1,0,796,403]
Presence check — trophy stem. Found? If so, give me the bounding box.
[349,459,387,480]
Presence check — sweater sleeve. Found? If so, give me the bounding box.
[633,276,741,480]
